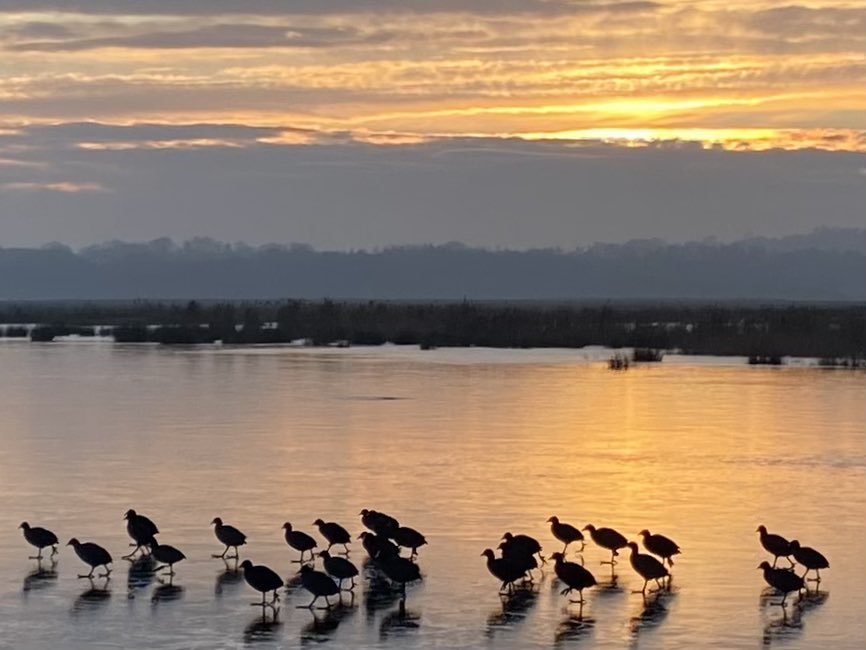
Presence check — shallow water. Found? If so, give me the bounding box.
[0,342,863,649]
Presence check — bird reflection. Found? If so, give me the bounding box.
[243,612,282,645]
[151,583,184,604]
[379,600,420,640]
[22,559,58,593]
[555,613,595,646]
[629,589,673,639]
[760,589,827,646]
[215,559,243,597]
[300,605,354,644]
[72,578,111,614]
[127,554,156,595]
[486,588,538,633]
[363,570,402,620]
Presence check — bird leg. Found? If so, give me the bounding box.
[99,566,112,578]
[771,556,778,568]
[342,544,350,555]
[212,546,229,559]
[78,568,95,579]
[122,545,142,560]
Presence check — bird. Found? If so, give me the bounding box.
[756,525,794,568]
[550,552,597,603]
[501,532,545,565]
[360,509,399,537]
[19,522,59,559]
[313,519,351,554]
[67,538,113,579]
[282,522,317,562]
[240,560,283,609]
[789,540,829,581]
[211,517,247,559]
[481,548,525,594]
[123,509,159,559]
[358,531,399,560]
[497,540,539,582]
[299,564,340,608]
[626,542,669,593]
[149,540,186,575]
[391,526,427,558]
[583,524,628,565]
[758,561,804,606]
[638,529,681,567]
[548,517,584,553]
[319,550,359,590]
[377,553,422,593]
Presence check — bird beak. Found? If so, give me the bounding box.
[755,527,760,532]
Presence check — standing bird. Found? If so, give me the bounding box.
[583,525,628,565]
[360,509,399,537]
[211,517,247,559]
[67,538,113,579]
[638,530,681,567]
[501,532,545,565]
[19,522,59,559]
[481,549,525,594]
[123,509,159,559]
[550,552,596,603]
[626,542,669,593]
[359,531,399,560]
[756,525,794,568]
[313,519,351,554]
[498,540,539,582]
[319,550,359,590]
[789,540,829,581]
[548,517,585,553]
[283,522,317,562]
[240,560,283,609]
[299,564,341,608]
[391,526,427,558]
[377,553,422,594]
[149,540,186,576]
[758,561,804,606]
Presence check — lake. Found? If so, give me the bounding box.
[0,341,863,649]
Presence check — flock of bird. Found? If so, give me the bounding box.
[17,512,829,623]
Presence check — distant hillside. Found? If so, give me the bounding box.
[0,228,863,301]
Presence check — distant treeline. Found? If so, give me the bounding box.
[2,300,864,361]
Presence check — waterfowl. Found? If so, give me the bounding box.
[359,532,399,560]
[638,530,681,567]
[789,540,829,581]
[67,538,113,579]
[299,564,340,608]
[149,541,186,575]
[481,548,525,594]
[313,519,351,553]
[19,522,59,559]
[626,542,669,592]
[123,509,159,559]
[282,522,317,562]
[391,526,427,557]
[501,532,544,565]
[211,517,247,559]
[758,560,804,606]
[550,552,596,603]
[377,553,422,593]
[240,560,283,608]
[497,540,539,582]
[583,525,628,564]
[756,525,794,567]
[548,517,584,553]
[360,509,399,537]
[319,550,359,590]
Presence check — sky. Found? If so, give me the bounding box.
[0,0,864,249]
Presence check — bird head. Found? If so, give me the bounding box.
[627,542,639,552]
[583,524,596,533]
[239,560,253,570]
[501,532,514,542]
[313,518,324,526]
[67,538,80,547]
[357,532,369,541]
[318,550,330,559]
[789,540,801,550]
[549,552,564,562]
[757,561,771,570]
[19,522,29,530]
[124,509,136,520]
[211,517,222,526]
[638,529,650,537]
[359,509,370,516]
[282,522,292,532]
[481,549,495,559]
[299,564,313,574]
[756,525,767,534]
[547,516,559,524]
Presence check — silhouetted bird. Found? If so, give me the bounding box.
[360,509,400,537]
[626,542,669,592]
[319,550,359,590]
[377,553,422,593]
[497,540,539,582]
[789,540,829,581]
[756,525,794,568]
[548,517,584,553]
[391,526,427,558]
[550,552,597,603]
[211,517,247,559]
[481,548,525,594]
[638,530,681,567]
[19,522,59,559]
[300,564,341,608]
[313,519,351,554]
[501,532,544,565]
[583,525,628,564]
[359,532,399,560]
[240,560,283,608]
[67,538,112,579]
[282,522,317,562]
[123,509,159,558]
[758,561,804,606]
[149,541,186,575]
